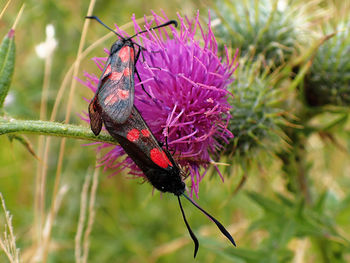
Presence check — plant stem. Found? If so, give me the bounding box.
[0,117,116,145]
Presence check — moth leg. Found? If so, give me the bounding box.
[165,126,170,151]
[133,42,161,61]
[132,42,147,62]
[134,46,152,99]
[135,67,152,99]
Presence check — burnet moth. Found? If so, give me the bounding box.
[86,16,177,136]
[87,17,236,257]
[94,105,236,257]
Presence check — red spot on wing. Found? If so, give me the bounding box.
[127,129,140,142]
[119,46,131,63]
[123,67,131,76]
[141,129,150,137]
[117,89,129,100]
[104,93,118,105]
[109,71,123,81]
[150,148,173,168]
[104,90,128,106]
[130,48,135,61]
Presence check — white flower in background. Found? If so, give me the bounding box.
[277,0,287,11]
[35,24,58,59]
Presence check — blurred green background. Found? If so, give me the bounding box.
[1,0,350,262]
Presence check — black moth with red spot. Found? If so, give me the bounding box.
[102,106,186,195]
[87,16,236,257]
[87,16,178,135]
[95,105,236,257]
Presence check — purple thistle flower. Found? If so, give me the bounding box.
[81,11,238,197]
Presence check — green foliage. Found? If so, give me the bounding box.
[225,58,286,156]
[247,192,339,240]
[0,0,350,262]
[304,19,350,106]
[0,30,16,110]
[222,246,293,263]
[212,0,303,67]
[242,191,350,263]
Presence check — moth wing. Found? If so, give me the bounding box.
[97,50,135,124]
[88,95,103,136]
[88,56,113,136]
[103,107,170,169]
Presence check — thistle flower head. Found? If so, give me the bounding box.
[212,0,314,67]
[224,57,287,159]
[81,11,238,196]
[304,14,350,107]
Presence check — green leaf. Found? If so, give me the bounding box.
[219,247,293,263]
[0,29,16,110]
[275,193,294,207]
[323,113,349,132]
[7,134,38,159]
[247,192,286,215]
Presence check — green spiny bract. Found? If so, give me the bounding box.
[212,0,304,67]
[304,19,350,107]
[224,58,287,157]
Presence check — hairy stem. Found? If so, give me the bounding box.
[0,117,116,145]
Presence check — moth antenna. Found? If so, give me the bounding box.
[128,20,178,39]
[178,196,199,258]
[86,15,125,39]
[182,193,236,247]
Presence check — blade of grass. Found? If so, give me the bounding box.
[82,163,100,263]
[35,23,57,250]
[40,0,97,261]
[0,0,12,20]
[0,193,20,263]
[75,169,92,263]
